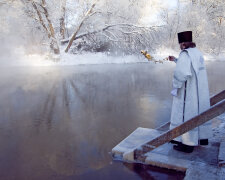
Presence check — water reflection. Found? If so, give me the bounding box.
[124,163,185,180]
[0,62,224,179]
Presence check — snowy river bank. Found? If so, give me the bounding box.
[0,61,224,179]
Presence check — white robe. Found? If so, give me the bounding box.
[169,47,212,146]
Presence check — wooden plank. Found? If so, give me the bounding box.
[210,90,225,106]
[112,128,162,159]
[134,99,225,160]
[145,152,192,172]
[155,90,225,131]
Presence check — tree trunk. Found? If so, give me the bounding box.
[65,1,97,53]
[40,0,60,54]
[60,0,67,39]
[31,1,51,38]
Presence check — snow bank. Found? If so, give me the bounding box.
[0,47,181,67]
[204,53,225,61]
[212,113,225,143]
[0,48,168,67]
[0,47,148,66]
[0,47,224,67]
[58,52,147,66]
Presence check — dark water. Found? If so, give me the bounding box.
[0,61,224,180]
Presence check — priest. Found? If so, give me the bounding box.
[168,31,212,153]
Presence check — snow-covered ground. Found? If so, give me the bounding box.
[212,113,225,143]
[0,47,224,67]
[0,51,146,66]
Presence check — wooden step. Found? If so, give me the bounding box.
[112,127,162,160]
[112,127,220,171]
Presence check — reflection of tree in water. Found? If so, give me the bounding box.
[35,79,72,131]
[34,82,57,131]
[29,65,178,177]
[32,77,112,176]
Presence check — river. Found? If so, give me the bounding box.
[0,61,224,180]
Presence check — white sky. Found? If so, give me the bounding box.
[139,0,178,26]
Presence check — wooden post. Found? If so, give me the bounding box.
[134,99,225,161]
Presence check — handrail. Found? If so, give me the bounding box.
[133,92,225,161]
[156,90,225,131]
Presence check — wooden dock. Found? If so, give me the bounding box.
[112,90,225,178]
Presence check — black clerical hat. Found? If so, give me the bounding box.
[178,31,192,43]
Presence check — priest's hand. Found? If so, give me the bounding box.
[168,56,176,61]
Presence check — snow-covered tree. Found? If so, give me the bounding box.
[63,0,163,55]
[1,0,224,57]
[20,0,62,54]
[158,0,225,54]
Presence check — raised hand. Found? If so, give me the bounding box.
[168,56,176,61]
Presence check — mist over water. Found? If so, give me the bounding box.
[0,61,224,179]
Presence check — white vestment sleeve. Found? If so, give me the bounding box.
[173,51,192,89]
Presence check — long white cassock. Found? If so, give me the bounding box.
[169,47,212,146]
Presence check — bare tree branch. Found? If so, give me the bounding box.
[65,0,99,53]
[61,23,162,47]
[30,0,51,38]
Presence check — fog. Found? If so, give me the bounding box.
[0,61,224,179]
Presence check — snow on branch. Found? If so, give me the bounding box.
[25,0,60,54]
[64,0,99,52]
[62,22,163,52]
[30,0,51,38]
